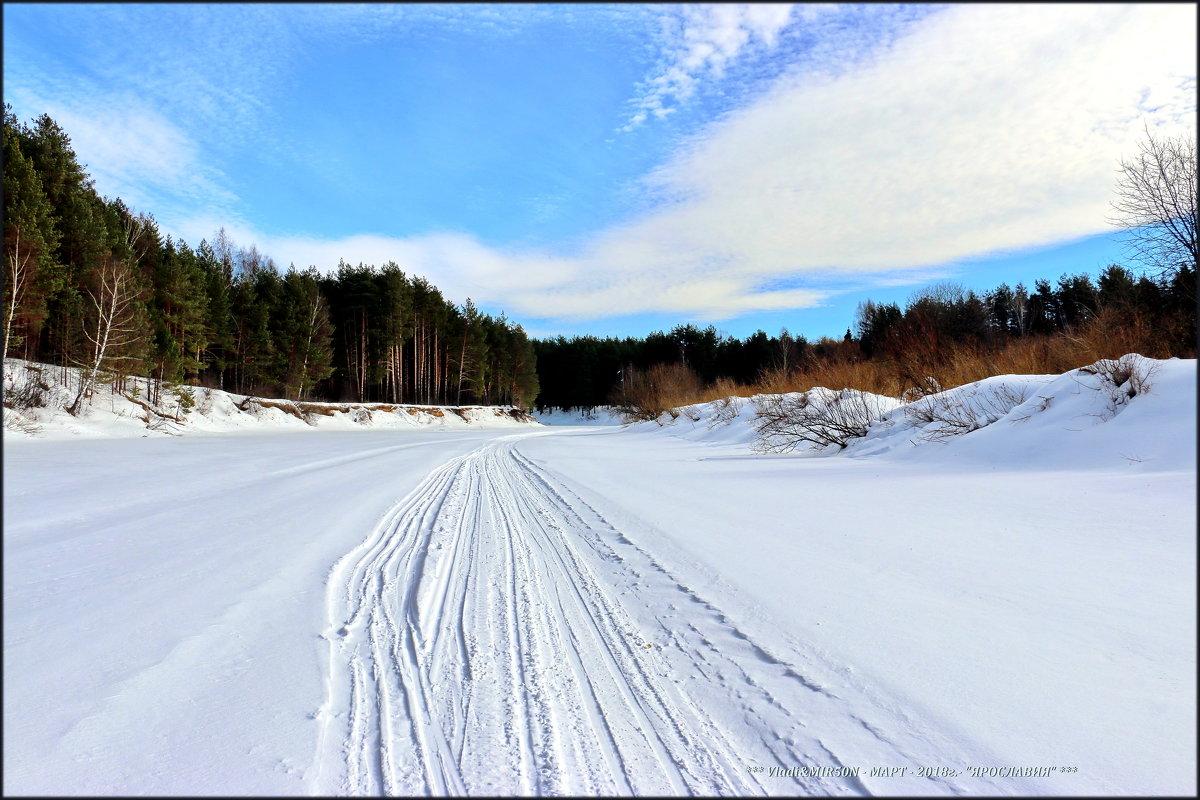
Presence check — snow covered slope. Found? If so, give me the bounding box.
[2,358,536,440]
[628,355,1194,471]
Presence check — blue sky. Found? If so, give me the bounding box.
[4,3,1196,341]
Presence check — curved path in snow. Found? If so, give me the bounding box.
[306,432,1004,796]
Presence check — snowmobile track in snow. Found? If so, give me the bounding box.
[306,433,990,796]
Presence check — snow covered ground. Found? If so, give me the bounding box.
[4,357,1195,795]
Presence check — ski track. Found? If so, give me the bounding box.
[306,432,993,796]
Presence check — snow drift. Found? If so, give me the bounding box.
[2,359,537,441]
[622,354,1195,471]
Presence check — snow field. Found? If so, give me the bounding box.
[311,433,1024,795]
[3,430,531,794]
[4,356,1195,795]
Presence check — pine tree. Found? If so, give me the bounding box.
[196,238,236,390]
[2,106,62,361]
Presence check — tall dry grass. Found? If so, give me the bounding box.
[612,311,1187,420]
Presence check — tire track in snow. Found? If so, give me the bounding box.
[307,433,986,796]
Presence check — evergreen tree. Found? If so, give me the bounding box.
[2,106,62,361]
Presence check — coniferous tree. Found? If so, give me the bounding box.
[2,107,62,361]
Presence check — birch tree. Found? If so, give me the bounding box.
[68,217,146,415]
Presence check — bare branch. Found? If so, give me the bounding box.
[1109,126,1198,278]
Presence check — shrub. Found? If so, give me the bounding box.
[1078,353,1157,417]
[1,367,48,435]
[171,385,196,416]
[3,369,50,413]
[1064,306,1172,363]
[754,388,895,452]
[707,394,747,430]
[905,383,1030,442]
[610,362,703,422]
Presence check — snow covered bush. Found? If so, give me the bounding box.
[904,382,1030,443]
[1080,353,1155,398]
[1077,353,1158,420]
[753,388,900,452]
[3,361,54,434]
[707,395,746,430]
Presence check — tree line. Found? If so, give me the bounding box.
[533,266,1195,411]
[3,108,539,409]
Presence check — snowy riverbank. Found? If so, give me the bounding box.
[2,358,536,440]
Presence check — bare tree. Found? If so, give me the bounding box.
[1110,125,1197,278]
[3,228,33,363]
[68,216,146,415]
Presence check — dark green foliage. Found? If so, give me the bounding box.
[3,106,63,360]
[854,300,902,358]
[985,284,1019,338]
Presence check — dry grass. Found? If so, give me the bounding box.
[611,363,705,421]
[688,376,756,404]
[1062,307,1176,363]
[612,310,1178,421]
[755,360,903,398]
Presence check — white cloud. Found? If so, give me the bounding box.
[46,103,238,215]
[636,3,1196,274]
[170,5,1198,325]
[624,3,798,129]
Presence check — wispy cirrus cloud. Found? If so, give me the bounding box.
[52,103,238,215]
[623,3,799,129]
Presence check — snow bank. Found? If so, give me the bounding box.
[625,355,1196,471]
[2,359,537,441]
